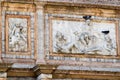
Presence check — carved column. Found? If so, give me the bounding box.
[37,74,52,80]
[35,2,46,64]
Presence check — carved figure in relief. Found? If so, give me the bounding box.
[53,15,117,55]
[11,24,26,41]
[54,31,67,53]
[75,16,98,53]
[68,44,79,53]
[79,32,91,46]
[79,16,94,46]
[102,30,116,55]
[9,21,27,52]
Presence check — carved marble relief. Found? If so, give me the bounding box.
[8,18,27,52]
[52,17,117,55]
[3,11,35,57]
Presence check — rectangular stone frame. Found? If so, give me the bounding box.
[49,16,120,59]
[5,15,31,55]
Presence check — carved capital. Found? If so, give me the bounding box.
[35,2,46,10]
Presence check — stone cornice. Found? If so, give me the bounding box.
[53,70,120,80]
[0,63,13,72]
[1,0,120,10]
[34,64,58,76]
[43,1,120,10]
[7,68,36,77]
[36,0,120,7]
[34,64,120,79]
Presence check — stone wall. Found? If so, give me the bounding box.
[0,0,120,80]
[44,5,120,72]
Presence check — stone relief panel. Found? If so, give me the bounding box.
[8,18,27,52]
[50,16,118,56]
[6,15,31,55]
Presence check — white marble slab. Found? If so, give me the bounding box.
[52,19,117,55]
[8,18,28,52]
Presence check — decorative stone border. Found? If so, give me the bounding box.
[45,12,120,64]
[2,11,35,59]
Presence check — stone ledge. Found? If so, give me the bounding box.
[0,63,13,72]
[7,68,36,77]
[34,64,120,79]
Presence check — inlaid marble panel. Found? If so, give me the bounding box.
[51,18,117,55]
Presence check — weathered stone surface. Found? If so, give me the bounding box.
[37,74,52,80]
[0,0,120,80]
[37,0,120,6]
[7,77,35,80]
[2,10,35,59]
[0,73,6,78]
[52,16,117,55]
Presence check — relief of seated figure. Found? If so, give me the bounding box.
[54,31,68,53]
